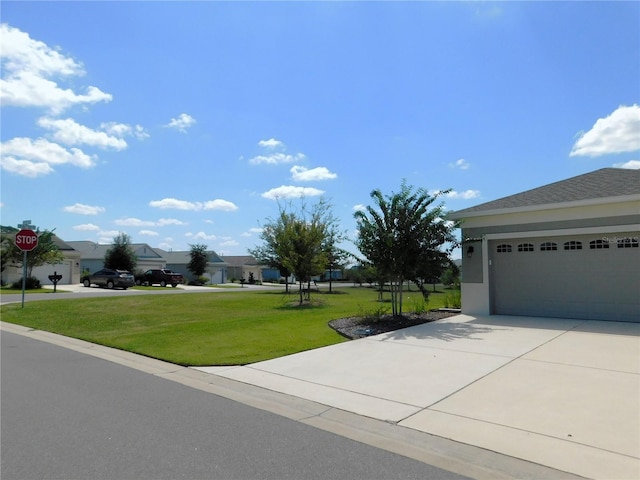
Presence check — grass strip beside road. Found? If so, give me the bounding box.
[1,286,451,366]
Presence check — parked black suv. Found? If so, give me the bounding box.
[136,269,184,287]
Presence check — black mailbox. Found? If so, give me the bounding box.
[48,271,63,292]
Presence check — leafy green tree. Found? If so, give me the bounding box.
[1,229,65,281]
[440,262,461,288]
[104,233,137,271]
[281,210,326,304]
[251,199,337,304]
[187,244,209,280]
[354,181,458,317]
[249,212,293,293]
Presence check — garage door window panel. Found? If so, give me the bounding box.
[497,244,512,253]
[540,242,558,251]
[517,243,534,252]
[589,240,609,249]
[564,241,582,250]
[617,237,639,248]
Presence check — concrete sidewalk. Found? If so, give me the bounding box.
[195,315,640,479]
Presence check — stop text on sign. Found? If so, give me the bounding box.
[15,229,39,251]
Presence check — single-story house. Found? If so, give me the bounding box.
[66,241,166,275]
[154,248,228,284]
[448,168,639,322]
[222,256,265,283]
[2,235,83,287]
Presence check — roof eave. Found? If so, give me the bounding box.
[448,193,640,220]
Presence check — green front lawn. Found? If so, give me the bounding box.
[1,285,453,366]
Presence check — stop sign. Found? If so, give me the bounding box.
[15,229,38,251]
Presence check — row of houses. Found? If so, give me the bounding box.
[4,168,638,323]
[2,238,276,287]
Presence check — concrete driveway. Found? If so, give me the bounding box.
[195,314,640,479]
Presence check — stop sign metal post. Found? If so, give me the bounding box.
[15,221,38,308]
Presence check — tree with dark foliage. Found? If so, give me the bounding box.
[104,233,137,272]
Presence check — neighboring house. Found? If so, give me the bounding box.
[155,248,228,284]
[448,168,639,322]
[222,256,264,283]
[66,241,166,274]
[2,235,82,286]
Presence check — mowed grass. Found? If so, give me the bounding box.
[0,285,452,366]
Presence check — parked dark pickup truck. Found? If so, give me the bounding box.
[136,269,184,287]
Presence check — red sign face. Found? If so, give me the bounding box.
[15,229,38,251]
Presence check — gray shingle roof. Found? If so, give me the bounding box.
[450,168,640,217]
[221,255,259,267]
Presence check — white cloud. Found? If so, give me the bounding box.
[186,231,217,241]
[156,218,186,226]
[570,105,640,157]
[38,117,128,150]
[0,24,112,114]
[0,156,54,177]
[63,203,105,215]
[203,199,239,211]
[219,239,239,247]
[449,158,470,170]
[97,230,120,243]
[139,230,159,236]
[149,198,201,210]
[261,185,325,200]
[100,122,149,140]
[446,189,481,200]
[249,152,306,165]
[165,113,196,133]
[1,137,96,176]
[115,217,155,227]
[241,227,263,237]
[352,204,367,212]
[290,165,337,181]
[249,138,307,165]
[149,197,237,211]
[612,160,640,170]
[258,138,283,149]
[72,223,100,231]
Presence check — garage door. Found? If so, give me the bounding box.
[489,233,639,322]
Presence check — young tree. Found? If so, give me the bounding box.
[322,234,352,293]
[2,229,65,280]
[104,233,137,271]
[187,244,209,281]
[354,181,458,317]
[248,211,294,293]
[284,211,327,304]
[250,198,338,304]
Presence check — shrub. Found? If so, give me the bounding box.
[409,296,429,314]
[188,276,209,286]
[356,304,390,323]
[443,291,462,309]
[12,276,41,290]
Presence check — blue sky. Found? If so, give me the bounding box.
[1,1,639,259]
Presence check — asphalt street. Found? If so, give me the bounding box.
[1,331,470,480]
